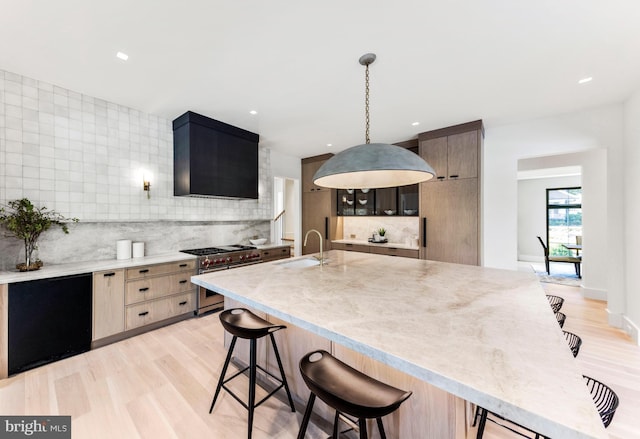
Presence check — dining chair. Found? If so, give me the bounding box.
[537,236,581,278]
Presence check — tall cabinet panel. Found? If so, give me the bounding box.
[301,154,337,255]
[419,120,483,265]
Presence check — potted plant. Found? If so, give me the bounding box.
[378,228,386,238]
[0,198,78,271]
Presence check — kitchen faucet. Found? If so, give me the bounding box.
[303,229,325,265]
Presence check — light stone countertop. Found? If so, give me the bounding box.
[332,238,419,250]
[0,252,197,284]
[251,243,291,250]
[191,250,607,439]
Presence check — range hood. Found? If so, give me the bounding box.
[173,111,259,199]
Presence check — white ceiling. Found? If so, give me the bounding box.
[2,0,640,159]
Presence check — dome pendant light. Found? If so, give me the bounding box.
[313,53,435,189]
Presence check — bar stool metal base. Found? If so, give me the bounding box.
[209,309,295,439]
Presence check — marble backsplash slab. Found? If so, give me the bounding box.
[0,220,269,271]
[340,216,419,245]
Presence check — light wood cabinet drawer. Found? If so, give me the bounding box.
[126,259,196,280]
[333,242,370,253]
[261,246,290,261]
[125,292,196,330]
[369,246,419,258]
[126,272,194,305]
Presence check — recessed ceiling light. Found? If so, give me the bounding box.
[578,77,593,84]
[412,122,420,126]
[249,110,257,115]
[327,143,332,147]
[116,51,129,61]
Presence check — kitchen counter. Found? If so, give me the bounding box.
[0,252,196,284]
[332,238,418,250]
[251,243,290,250]
[191,250,606,439]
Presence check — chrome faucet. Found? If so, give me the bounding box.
[303,229,325,265]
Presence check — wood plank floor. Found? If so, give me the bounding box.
[1,281,638,438]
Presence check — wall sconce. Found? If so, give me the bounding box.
[143,179,151,199]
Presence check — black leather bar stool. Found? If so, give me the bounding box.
[209,308,295,439]
[297,350,412,439]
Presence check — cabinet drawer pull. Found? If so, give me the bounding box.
[388,247,397,250]
[138,311,149,317]
[449,174,459,178]
[139,269,149,274]
[263,251,270,256]
[179,280,188,284]
[437,176,445,180]
[179,301,188,306]
[139,287,149,292]
[103,272,116,277]
[179,263,188,267]
[346,243,353,246]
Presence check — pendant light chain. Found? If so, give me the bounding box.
[365,62,370,144]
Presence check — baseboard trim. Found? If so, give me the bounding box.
[581,286,606,301]
[623,315,640,345]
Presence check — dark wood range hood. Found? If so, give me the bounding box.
[173,111,259,199]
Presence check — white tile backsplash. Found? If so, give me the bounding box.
[0,69,275,269]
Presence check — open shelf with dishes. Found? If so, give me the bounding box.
[337,185,418,216]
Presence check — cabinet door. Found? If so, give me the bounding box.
[302,159,330,193]
[376,187,397,215]
[302,191,331,255]
[337,189,355,216]
[447,131,477,179]
[420,137,448,181]
[420,179,478,265]
[93,269,125,340]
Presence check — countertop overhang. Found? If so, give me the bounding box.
[191,250,607,439]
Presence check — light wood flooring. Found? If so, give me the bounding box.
[1,282,639,439]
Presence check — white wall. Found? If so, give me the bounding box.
[517,174,582,261]
[624,88,640,339]
[484,104,625,320]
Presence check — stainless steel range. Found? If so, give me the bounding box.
[181,245,262,315]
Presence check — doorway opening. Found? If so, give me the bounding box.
[273,176,300,256]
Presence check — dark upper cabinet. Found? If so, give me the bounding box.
[337,186,417,216]
[173,111,259,199]
[336,142,419,216]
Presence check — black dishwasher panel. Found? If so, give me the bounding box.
[8,273,92,375]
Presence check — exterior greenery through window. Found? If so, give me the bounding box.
[546,187,582,256]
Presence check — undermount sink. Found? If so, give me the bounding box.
[277,258,325,268]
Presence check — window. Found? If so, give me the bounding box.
[546,187,582,256]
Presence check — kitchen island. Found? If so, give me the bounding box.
[191,250,607,439]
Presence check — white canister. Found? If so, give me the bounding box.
[116,239,132,260]
[132,242,145,258]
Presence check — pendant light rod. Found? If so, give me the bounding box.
[359,53,376,145]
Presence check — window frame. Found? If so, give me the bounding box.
[546,186,582,256]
